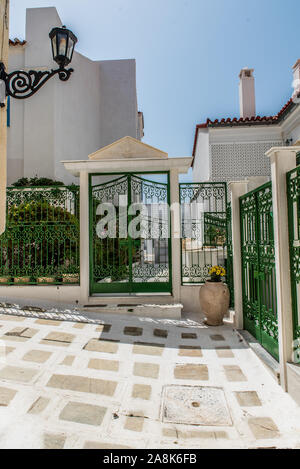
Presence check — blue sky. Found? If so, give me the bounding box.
[9,0,300,164]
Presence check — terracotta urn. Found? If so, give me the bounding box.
[199,281,230,326]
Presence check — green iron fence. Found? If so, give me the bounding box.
[240,182,278,360]
[0,185,80,285]
[287,166,300,359]
[180,182,231,289]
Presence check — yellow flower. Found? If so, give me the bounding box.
[209,265,226,279]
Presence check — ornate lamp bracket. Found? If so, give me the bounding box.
[0,62,73,100]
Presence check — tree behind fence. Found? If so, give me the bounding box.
[0,185,80,285]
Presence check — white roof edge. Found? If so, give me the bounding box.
[61,157,192,177]
[266,145,300,156]
[61,157,192,163]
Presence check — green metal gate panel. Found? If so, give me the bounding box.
[240,182,278,360]
[89,173,171,295]
[226,202,234,308]
[287,166,300,361]
[180,182,231,290]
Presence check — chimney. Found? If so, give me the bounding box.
[292,60,300,99]
[239,68,256,119]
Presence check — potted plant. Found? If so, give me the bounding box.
[0,275,11,284]
[14,276,31,285]
[37,276,57,285]
[199,265,230,326]
[62,273,80,284]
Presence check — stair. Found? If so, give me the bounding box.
[83,303,182,319]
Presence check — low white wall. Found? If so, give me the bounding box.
[0,286,81,305]
[181,285,202,314]
[0,284,212,317]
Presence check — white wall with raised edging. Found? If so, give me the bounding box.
[0,286,82,304]
[193,128,209,183]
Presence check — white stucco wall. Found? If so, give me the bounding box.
[7,7,142,185]
[7,46,25,184]
[192,128,209,182]
[181,285,202,315]
[193,125,284,182]
[208,126,284,182]
[281,105,300,144]
[209,140,283,182]
[98,59,138,149]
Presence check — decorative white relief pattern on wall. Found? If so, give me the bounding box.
[210,141,284,181]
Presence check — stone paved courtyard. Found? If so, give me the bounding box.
[0,303,299,449]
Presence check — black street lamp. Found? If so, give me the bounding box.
[49,26,77,69]
[0,25,77,104]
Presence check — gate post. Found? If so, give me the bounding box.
[228,181,249,329]
[170,169,181,303]
[79,170,90,305]
[267,146,298,391]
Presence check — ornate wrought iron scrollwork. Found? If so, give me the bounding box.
[179,182,228,284]
[287,166,300,343]
[0,62,73,100]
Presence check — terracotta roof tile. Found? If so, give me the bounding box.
[192,97,297,163]
[9,38,26,46]
[203,97,295,129]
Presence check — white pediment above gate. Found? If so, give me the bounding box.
[88,136,168,160]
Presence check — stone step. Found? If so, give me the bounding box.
[287,363,300,406]
[82,303,182,319]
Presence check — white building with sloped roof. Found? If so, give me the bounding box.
[7,7,144,185]
[192,65,300,182]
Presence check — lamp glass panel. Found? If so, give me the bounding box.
[67,37,74,60]
[57,32,68,56]
[51,34,57,59]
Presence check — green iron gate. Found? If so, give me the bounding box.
[287,165,300,362]
[180,182,231,289]
[226,201,234,308]
[89,173,171,295]
[240,182,279,360]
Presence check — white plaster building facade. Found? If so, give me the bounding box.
[7,7,144,185]
[192,65,300,182]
